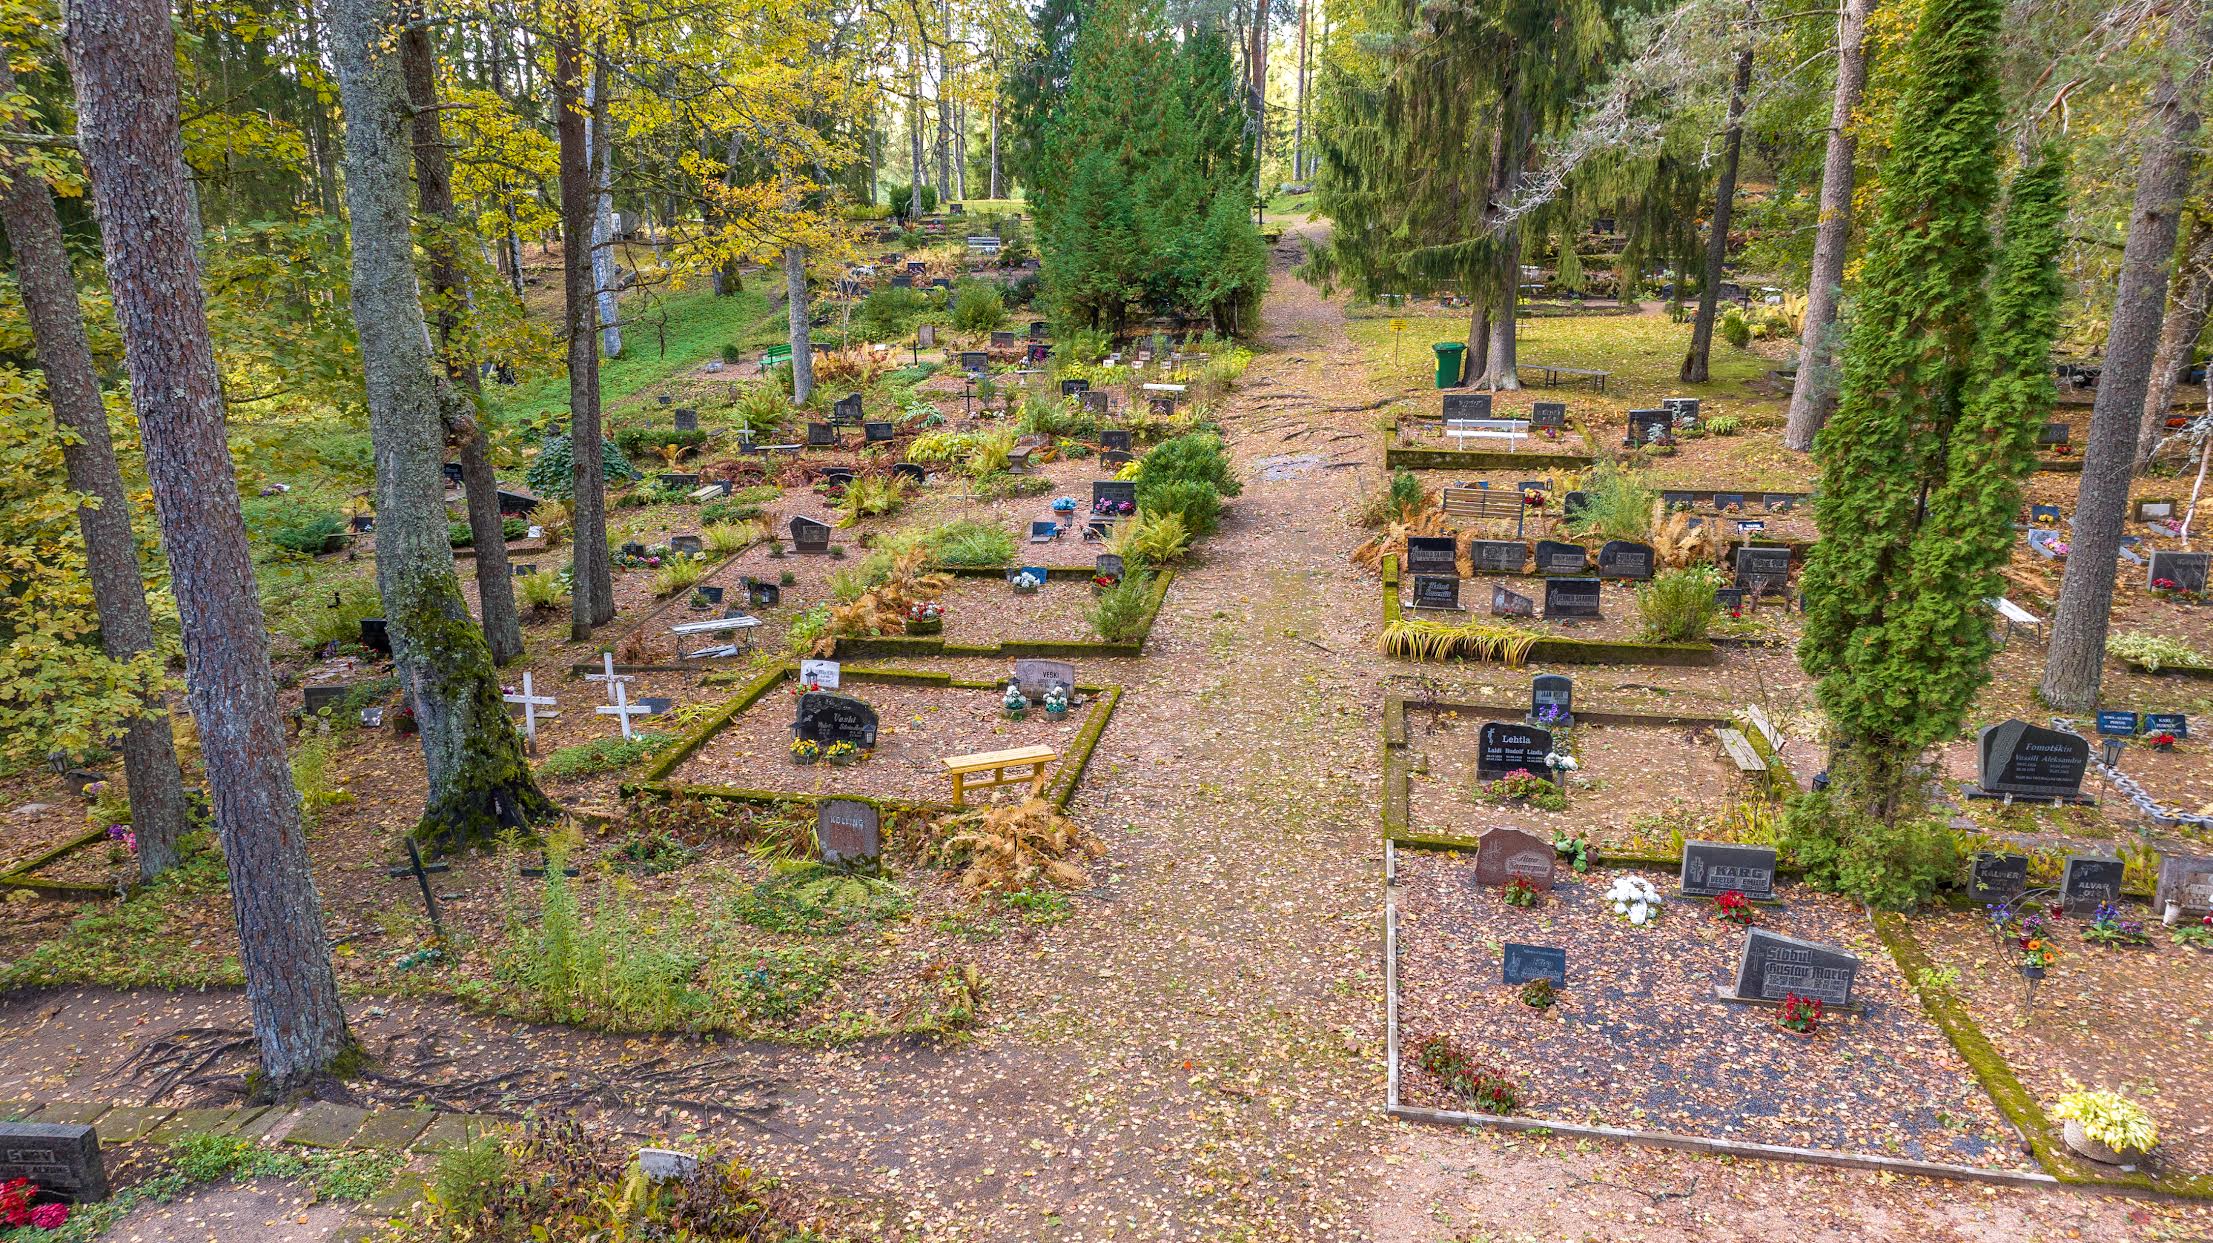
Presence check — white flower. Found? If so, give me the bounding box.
[1630,903,1649,926]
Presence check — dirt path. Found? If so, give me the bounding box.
[5,225,2206,1242]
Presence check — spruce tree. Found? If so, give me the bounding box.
[1795,0,2005,816]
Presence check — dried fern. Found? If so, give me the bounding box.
[816,546,950,654]
[922,798,1105,895]
[1380,617,1539,666]
[1651,509,1724,570]
[1352,510,1454,577]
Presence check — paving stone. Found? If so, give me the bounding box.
[148,1107,250,1144]
[0,1101,31,1121]
[30,1101,106,1126]
[409,1112,500,1153]
[283,1101,371,1149]
[348,1110,433,1150]
[93,1106,174,1144]
[228,1105,287,1140]
[363,1171,430,1216]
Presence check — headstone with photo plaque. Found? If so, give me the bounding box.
[2132,497,2177,523]
[789,516,832,554]
[1491,584,1535,617]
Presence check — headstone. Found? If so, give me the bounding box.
[832,393,864,424]
[816,798,883,865]
[1411,575,1461,609]
[1029,320,1050,339]
[1490,584,1535,617]
[1662,396,1701,423]
[1529,673,1572,725]
[1596,539,1656,581]
[991,330,1017,348]
[513,562,539,577]
[1468,539,1527,574]
[0,1122,105,1202]
[1679,841,1778,901]
[1969,852,2031,905]
[1661,490,1695,510]
[1477,721,1554,782]
[746,578,782,608]
[789,516,832,553]
[1712,492,1746,513]
[360,617,391,654]
[620,541,649,559]
[443,462,465,485]
[1061,379,1091,397]
[1714,587,1748,611]
[807,422,835,447]
[638,1148,700,1183]
[2029,503,2064,525]
[1030,519,1063,544]
[1078,390,1110,415]
[2037,422,2071,446]
[669,534,704,555]
[1529,401,1566,430]
[1092,480,1138,515]
[1763,494,1798,513]
[1543,577,1602,618]
[351,513,375,533]
[303,683,355,715]
[1404,535,1458,576]
[1101,449,1134,467]
[1012,658,1077,702]
[1734,546,1792,593]
[1976,719,2089,800]
[1729,929,1859,1008]
[2148,550,2210,594]
[2154,852,2213,917]
[917,322,937,347]
[863,421,896,443]
[821,467,856,489]
[1442,392,1492,420]
[2059,854,2125,914]
[792,691,879,748]
[1095,553,1125,580]
[1532,540,1588,575]
[674,408,699,432]
[892,461,926,484]
[1625,408,1672,446]
[1474,826,1556,892]
[1502,943,1568,987]
[692,585,723,606]
[2096,710,2140,737]
[890,273,913,288]
[1100,429,1133,452]
[2132,496,2177,522]
[2143,712,2188,738]
[960,351,989,374]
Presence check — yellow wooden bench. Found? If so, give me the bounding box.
[942,745,1059,807]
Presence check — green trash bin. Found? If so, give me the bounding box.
[1432,341,1466,389]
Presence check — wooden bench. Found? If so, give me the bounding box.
[1526,363,1611,393]
[669,614,761,658]
[1985,596,2044,645]
[1712,727,1767,774]
[1440,485,1530,535]
[942,745,1059,807]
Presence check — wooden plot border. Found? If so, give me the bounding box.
[1380,553,1718,668]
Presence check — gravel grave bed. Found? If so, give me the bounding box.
[1911,907,2213,1180]
[667,676,1103,803]
[937,575,1103,645]
[1393,853,2032,1168]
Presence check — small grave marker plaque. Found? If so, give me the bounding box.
[917,322,937,347]
[816,798,882,865]
[2144,712,2188,738]
[1529,674,1572,725]
[991,330,1017,348]
[1411,575,1461,610]
[1596,539,1656,580]
[2038,421,2071,446]
[1100,429,1133,452]
[1729,929,1859,1008]
[1968,852,2030,904]
[1078,390,1110,415]
[1542,577,1602,619]
[1502,943,1567,987]
[1663,396,1701,423]
[1530,401,1566,430]
[864,421,895,443]
[799,659,839,689]
[806,422,835,447]
[1714,587,1747,611]
[2030,503,2063,525]
[745,578,782,608]
[2060,854,2125,914]
[2133,496,2177,522]
[2096,710,2140,736]
[1763,494,1798,513]
[832,393,863,423]
[674,408,699,432]
[1405,536,1458,576]
[1442,392,1492,420]
[1661,490,1695,510]
[1095,553,1125,580]
[1061,378,1090,396]
[1476,722,1553,782]
[1490,584,1534,617]
[0,1122,105,1202]
[2155,853,2213,917]
[789,516,831,553]
[1533,540,1588,575]
[2148,550,2210,594]
[1734,546,1792,593]
[1468,539,1526,573]
[960,351,989,374]
[893,462,926,483]
[669,534,704,555]
[1680,840,1777,901]
[1475,826,1556,892]
[303,683,355,716]
[1976,719,2088,800]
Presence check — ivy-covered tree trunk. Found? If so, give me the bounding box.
[1682,42,1753,384]
[329,0,557,847]
[1786,0,1878,451]
[400,25,523,667]
[556,12,615,638]
[785,244,816,403]
[2138,211,2213,465]
[2043,8,2213,711]
[1797,0,2002,817]
[65,0,351,1093]
[0,69,192,882]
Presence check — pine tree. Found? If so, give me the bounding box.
[1005,0,1085,197]
[1796,0,2005,816]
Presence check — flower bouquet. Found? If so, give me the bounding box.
[2018,935,2059,978]
[790,738,822,765]
[1003,681,1030,720]
[1042,684,1071,721]
[1777,992,1822,1037]
[904,600,944,635]
[2082,901,2153,949]
[1714,889,1754,925]
[2145,731,2178,752]
[825,740,863,767]
[1011,570,1044,594]
[1605,875,1663,927]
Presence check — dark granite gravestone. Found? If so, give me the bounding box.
[692,585,724,606]
[1543,578,1602,619]
[1475,826,1556,892]
[1411,575,1461,610]
[2096,710,2140,736]
[1078,390,1110,415]
[832,393,863,424]
[513,562,539,577]
[1533,540,1588,575]
[1661,490,1695,510]
[789,516,832,553]
[1734,546,1792,593]
[1477,721,1554,781]
[1405,535,1459,577]
[2132,496,2177,522]
[2037,421,2071,446]
[2155,852,2213,917]
[864,421,896,443]
[816,798,882,865]
[1712,492,1746,513]
[669,534,704,555]
[1029,520,1058,544]
[1969,852,2031,905]
[792,692,879,748]
[1560,490,1590,520]
[1976,719,2089,800]
[893,462,927,484]
[1680,840,1778,900]
[0,1121,105,1202]
[1529,673,1572,725]
[1763,494,1799,513]
[360,617,391,654]
[1662,396,1701,423]
[1468,539,1527,574]
[658,473,700,493]
[1030,320,1050,340]
[443,462,465,485]
[1713,587,1748,611]
[1101,449,1134,468]
[1491,584,1535,617]
[674,408,699,432]
[351,513,376,533]
[303,683,356,715]
[1517,479,1550,494]
[2060,855,2125,914]
[1096,553,1125,580]
[1625,408,1672,446]
[1061,378,1090,396]
[1101,429,1134,452]
[2148,550,2210,593]
[745,578,781,609]
[1012,658,1077,702]
[2144,712,2189,738]
[1596,539,1656,580]
[890,273,913,288]
[807,422,835,447]
[991,330,1018,348]
[1442,392,1492,420]
[620,541,649,559]
[960,351,989,374]
[1728,929,1859,1008]
[820,467,857,489]
[1530,401,1566,430]
[1092,480,1138,514]
[1502,943,1568,987]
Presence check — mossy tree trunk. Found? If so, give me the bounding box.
[1682,39,1753,384]
[1784,0,1876,452]
[330,0,556,848]
[785,244,816,403]
[555,8,615,638]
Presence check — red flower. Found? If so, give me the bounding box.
[1714,889,1753,924]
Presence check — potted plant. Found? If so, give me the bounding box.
[1551,831,1591,874]
[1011,569,1044,595]
[1519,978,1556,1011]
[2145,730,2178,752]
[2150,576,2178,600]
[1605,875,1663,927]
[790,738,821,765]
[1776,993,1822,1038]
[1481,768,1568,812]
[2018,936,2059,979]
[2171,913,2213,950]
[1502,876,1542,908]
[904,600,944,636]
[2082,902,2155,949]
[1003,681,1030,720]
[1042,684,1070,721]
[1051,496,1079,519]
[824,740,863,767]
[1714,889,1754,925]
[2051,1088,2158,1166]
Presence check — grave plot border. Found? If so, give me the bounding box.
[0,823,122,900]
[596,530,778,663]
[1384,446,1596,472]
[624,662,1123,815]
[1381,555,1717,667]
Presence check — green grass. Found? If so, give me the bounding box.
[485,286,781,427]
[0,845,243,990]
[538,731,673,780]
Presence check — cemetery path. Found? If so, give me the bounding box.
[5,225,2211,1242]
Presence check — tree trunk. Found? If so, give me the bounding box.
[1249,0,1270,194]
[64,0,350,1094]
[1471,92,1528,389]
[1293,0,1309,182]
[556,16,614,638]
[909,71,928,216]
[400,24,523,667]
[332,0,555,845]
[587,56,622,359]
[935,13,952,196]
[785,245,816,403]
[2138,212,2213,464]
[1461,306,1488,387]
[1785,0,1876,450]
[1682,42,1753,383]
[2043,9,2213,711]
[0,67,191,882]
[989,88,1002,198]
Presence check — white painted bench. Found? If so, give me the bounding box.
[1443,418,1529,450]
[1985,596,2044,645]
[1712,727,1767,773]
[670,614,761,658]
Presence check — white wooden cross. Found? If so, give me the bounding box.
[584,651,632,690]
[502,672,558,753]
[595,678,650,741]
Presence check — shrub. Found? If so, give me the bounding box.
[497,862,705,1030]
[515,568,570,613]
[1635,566,1722,642]
[1088,570,1155,641]
[1136,478,1222,539]
[273,580,381,651]
[927,518,1016,566]
[970,471,1054,500]
[734,861,911,935]
[730,384,789,437]
[950,281,1007,333]
[2051,1088,2159,1155]
[268,508,346,556]
[1018,391,1096,439]
[1558,462,1655,541]
[448,518,475,547]
[1704,413,1742,435]
[853,285,932,340]
[1138,431,1241,498]
[922,798,1104,894]
[610,425,709,457]
[835,474,910,527]
[526,436,637,498]
[1777,789,1958,909]
[538,732,670,780]
[703,520,764,555]
[1415,1035,1518,1114]
[1720,306,1752,348]
[1123,510,1191,565]
[648,556,706,596]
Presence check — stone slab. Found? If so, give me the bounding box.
[147,1107,251,1144]
[30,1102,106,1126]
[348,1110,434,1151]
[228,1105,287,1140]
[283,1101,371,1149]
[91,1106,174,1144]
[409,1112,499,1153]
